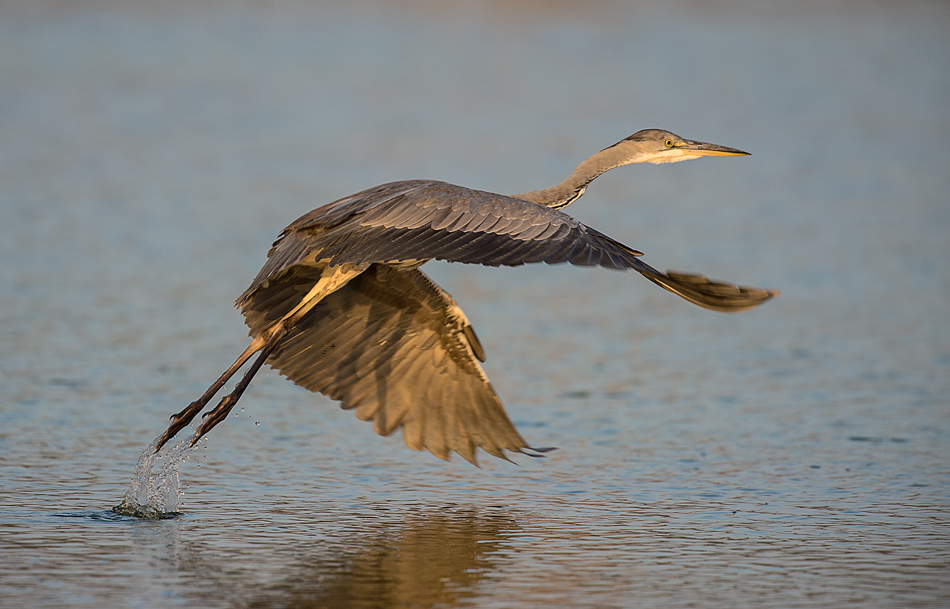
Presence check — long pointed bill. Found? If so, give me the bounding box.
[680,140,750,157]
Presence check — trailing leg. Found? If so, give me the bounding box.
[190,325,289,445]
[155,335,267,452]
[155,263,368,451]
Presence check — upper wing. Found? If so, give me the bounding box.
[260,263,537,465]
[239,180,777,313]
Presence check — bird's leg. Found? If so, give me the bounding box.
[189,324,289,446]
[154,336,267,452]
[158,264,368,451]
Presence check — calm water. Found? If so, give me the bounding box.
[1,1,949,607]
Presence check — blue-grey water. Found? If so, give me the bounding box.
[1,1,948,607]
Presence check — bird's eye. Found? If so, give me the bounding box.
[665,139,674,148]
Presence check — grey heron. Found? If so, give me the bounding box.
[154,129,778,464]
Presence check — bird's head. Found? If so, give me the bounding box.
[612,129,750,165]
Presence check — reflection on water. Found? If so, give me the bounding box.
[56,505,521,608]
[244,508,516,609]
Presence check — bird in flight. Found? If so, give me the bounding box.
[154,129,778,465]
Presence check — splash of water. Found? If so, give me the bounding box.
[112,430,199,519]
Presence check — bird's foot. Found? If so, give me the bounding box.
[155,398,207,453]
[190,393,239,447]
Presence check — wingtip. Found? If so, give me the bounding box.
[657,269,781,313]
[523,446,558,458]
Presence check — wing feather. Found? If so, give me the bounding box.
[238,179,777,316]
[258,264,536,464]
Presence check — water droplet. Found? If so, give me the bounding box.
[114,435,190,518]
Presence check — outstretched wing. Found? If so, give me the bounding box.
[239,180,776,314]
[258,263,537,465]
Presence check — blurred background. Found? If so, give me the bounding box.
[1,1,948,607]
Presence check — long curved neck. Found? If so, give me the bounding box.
[511,142,640,209]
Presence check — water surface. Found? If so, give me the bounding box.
[1,1,948,607]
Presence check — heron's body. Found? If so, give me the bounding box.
[155,130,778,464]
